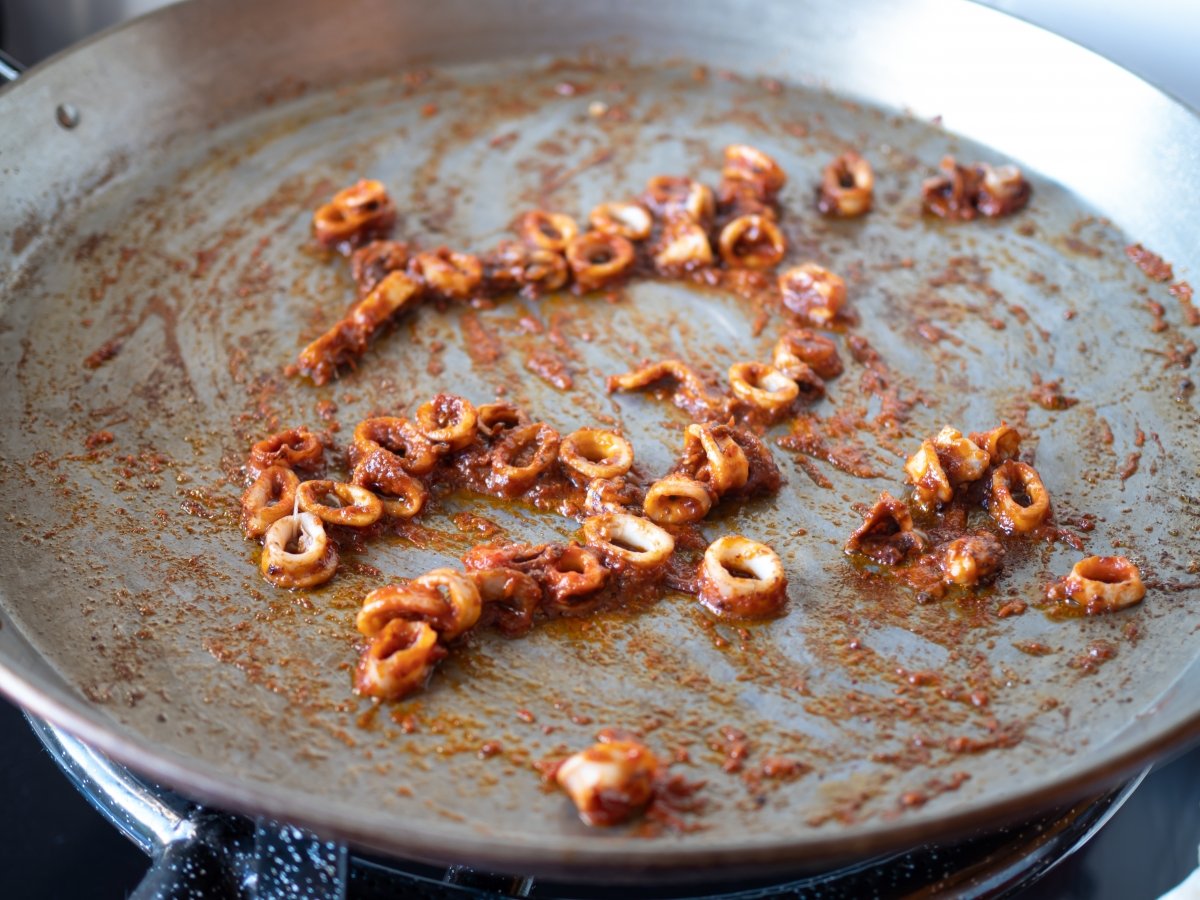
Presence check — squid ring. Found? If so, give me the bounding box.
[411,568,482,641]
[350,454,428,519]
[476,402,530,440]
[355,582,451,638]
[652,218,714,273]
[559,428,634,481]
[722,144,787,194]
[778,263,846,325]
[248,427,324,478]
[684,423,749,496]
[988,460,1050,534]
[521,249,570,294]
[241,465,300,539]
[488,423,561,495]
[969,423,1022,465]
[260,512,338,589]
[728,362,799,415]
[816,152,874,218]
[469,567,542,637]
[771,329,844,380]
[415,394,478,452]
[643,474,715,525]
[939,533,1005,586]
[350,417,439,476]
[643,176,715,223]
[565,232,636,293]
[311,179,397,250]
[518,210,579,252]
[296,480,384,528]
[412,248,482,301]
[698,534,788,619]
[717,214,786,269]
[588,201,653,241]
[1061,556,1146,614]
[541,543,610,611]
[354,618,445,700]
[582,513,675,572]
[556,739,659,827]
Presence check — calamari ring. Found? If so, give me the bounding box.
[350,417,439,475]
[728,362,799,416]
[588,201,653,241]
[415,394,478,452]
[643,176,714,223]
[412,568,483,642]
[355,582,451,637]
[350,454,428,519]
[354,618,445,700]
[969,423,1022,465]
[932,426,990,486]
[772,329,843,380]
[939,533,1005,586]
[541,543,610,612]
[684,423,749,496]
[843,491,926,566]
[260,512,338,589]
[241,465,299,539]
[565,232,636,293]
[653,217,714,274]
[248,427,324,478]
[778,263,846,325]
[559,428,634,481]
[469,567,542,637]
[903,439,953,512]
[477,402,530,440]
[988,460,1050,534]
[488,423,561,496]
[518,210,579,252]
[556,739,659,827]
[717,214,786,269]
[521,249,570,294]
[412,248,482,301]
[722,144,787,194]
[582,513,675,573]
[296,480,384,528]
[816,152,874,218]
[1060,556,1146,614]
[698,534,788,619]
[643,474,715,525]
[311,179,396,250]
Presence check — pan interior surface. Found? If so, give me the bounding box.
[0,0,1198,878]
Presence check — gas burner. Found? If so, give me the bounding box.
[27,713,1142,900]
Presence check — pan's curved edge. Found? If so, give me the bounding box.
[3,652,1199,882]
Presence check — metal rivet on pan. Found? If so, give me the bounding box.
[55,103,80,129]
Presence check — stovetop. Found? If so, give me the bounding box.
[3,694,1199,899]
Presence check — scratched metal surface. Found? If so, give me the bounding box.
[0,0,1198,879]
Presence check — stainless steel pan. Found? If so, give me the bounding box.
[1,0,1198,880]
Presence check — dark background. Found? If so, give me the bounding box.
[3,2,1199,898]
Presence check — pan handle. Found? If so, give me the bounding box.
[26,714,349,899]
[0,49,26,84]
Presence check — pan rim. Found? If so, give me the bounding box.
[3,651,1198,879]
